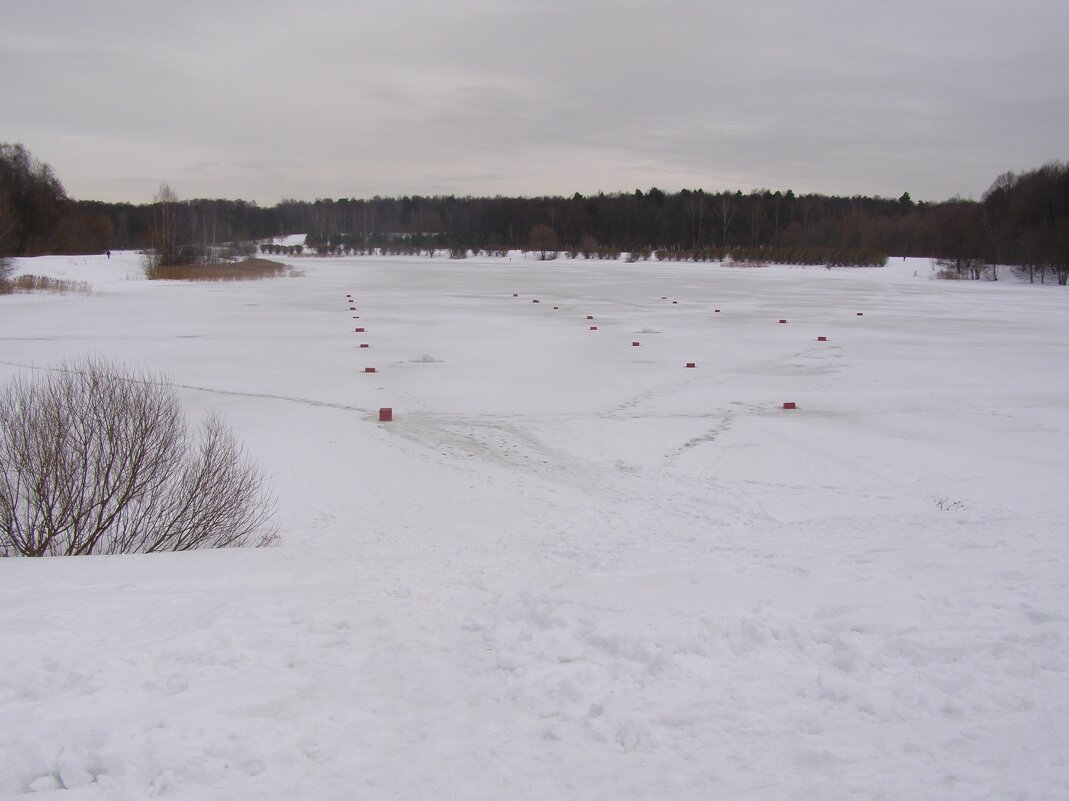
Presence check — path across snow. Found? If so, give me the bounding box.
[0,252,1066,799]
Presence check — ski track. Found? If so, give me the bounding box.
[0,359,371,414]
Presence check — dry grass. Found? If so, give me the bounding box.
[1,275,93,295]
[147,258,301,282]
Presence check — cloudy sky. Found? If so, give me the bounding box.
[3,0,1067,205]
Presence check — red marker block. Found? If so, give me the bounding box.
[714,309,720,313]
[817,336,827,342]
[355,327,365,332]
[378,407,392,422]
[586,315,594,320]
[856,312,864,316]
[685,362,696,368]
[632,341,640,346]
[672,300,678,304]
[589,326,598,330]
[364,367,377,374]
[779,319,787,324]
[532,299,540,303]
[783,402,796,410]
[359,343,370,348]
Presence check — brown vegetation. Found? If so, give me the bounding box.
[145,257,298,282]
[1,274,92,295]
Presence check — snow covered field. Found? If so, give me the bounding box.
[1,252,1067,800]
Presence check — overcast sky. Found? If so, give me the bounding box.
[3,0,1067,205]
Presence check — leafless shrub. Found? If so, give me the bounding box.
[0,358,277,556]
[9,274,92,294]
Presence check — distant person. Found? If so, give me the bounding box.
[106,250,111,259]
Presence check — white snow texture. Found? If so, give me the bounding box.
[0,252,1066,800]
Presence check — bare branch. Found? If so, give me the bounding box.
[0,358,277,557]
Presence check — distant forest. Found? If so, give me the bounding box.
[2,142,1067,282]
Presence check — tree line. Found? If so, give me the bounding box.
[2,142,1066,281]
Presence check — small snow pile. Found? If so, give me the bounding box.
[412,354,442,363]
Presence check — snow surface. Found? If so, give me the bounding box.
[1,252,1067,800]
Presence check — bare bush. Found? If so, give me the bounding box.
[9,274,92,294]
[0,358,277,556]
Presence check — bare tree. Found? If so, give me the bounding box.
[529,224,559,260]
[714,192,739,249]
[0,358,277,557]
[0,184,16,257]
[147,182,181,270]
[682,190,706,249]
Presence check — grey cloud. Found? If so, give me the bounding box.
[2,0,1066,203]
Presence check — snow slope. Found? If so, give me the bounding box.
[0,252,1066,800]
